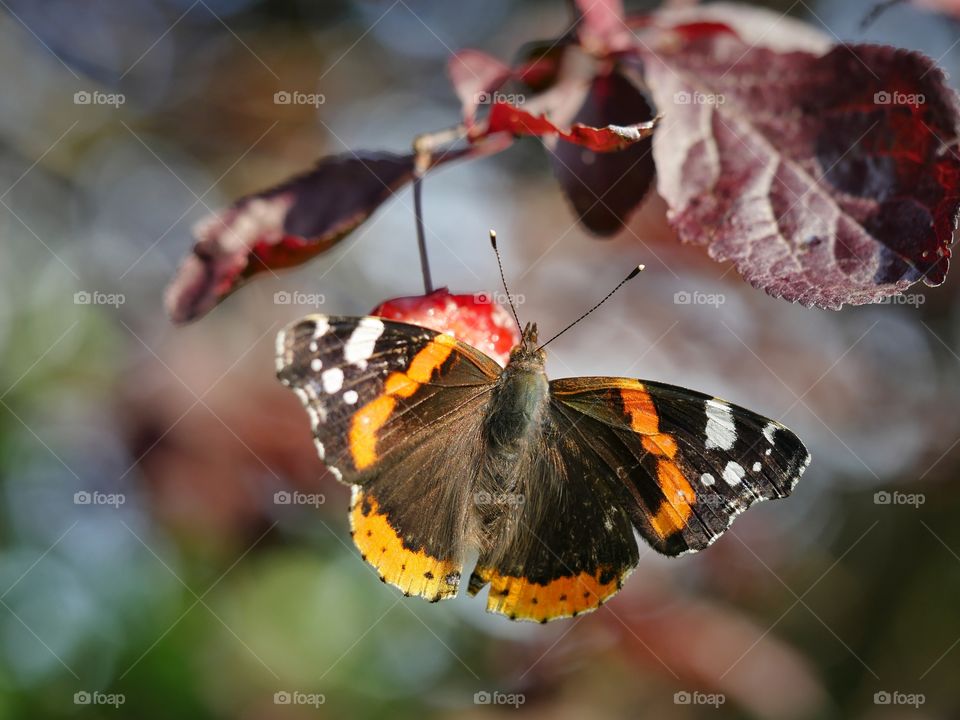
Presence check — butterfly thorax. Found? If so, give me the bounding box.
[483,323,550,479]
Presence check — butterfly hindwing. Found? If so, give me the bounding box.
[549,378,810,556]
[277,314,501,600]
[467,402,642,623]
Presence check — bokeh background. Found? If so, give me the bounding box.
[2,0,960,717]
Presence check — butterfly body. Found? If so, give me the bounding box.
[277,314,810,622]
[484,323,549,484]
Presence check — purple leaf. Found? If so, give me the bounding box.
[165,151,416,323]
[547,70,657,235]
[640,35,960,308]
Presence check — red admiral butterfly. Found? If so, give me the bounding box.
[276,239,810,623]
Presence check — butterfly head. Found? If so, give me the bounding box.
[506,322,545,369]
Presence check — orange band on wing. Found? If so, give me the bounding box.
[642,433,678,458]
[620,384,695,540]
[475,566,625,623]
[619,382,659,435]
[649,459,695,539]
[348,335,457,470]
[350,492,460,600]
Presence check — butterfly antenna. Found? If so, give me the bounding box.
[489,229,523,334]
[538,264,644,350]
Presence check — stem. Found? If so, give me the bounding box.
[413,173,433,294]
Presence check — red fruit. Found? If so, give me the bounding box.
[371,288,520,367]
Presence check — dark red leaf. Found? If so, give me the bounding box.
[165,152,416,323]
[477,100,658,153]
[370,288,521,367]
[640,36,960,308]
[548,70,657,235]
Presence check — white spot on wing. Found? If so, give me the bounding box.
[344,317,384,368]
[705,399,736,451]
[330,466,343,482]
[343,389,359,405]
[722,461,745,486]
[274,331,288,373]
[310,358,323,372]
[313,438,325,460]
[312,316,330,339]
[752,461,761,472]
[700,473,715,486]
[321,367,344,393]
[763,423,777,444]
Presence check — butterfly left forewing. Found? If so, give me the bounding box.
[277,314,502,600]
[550,377,810,556]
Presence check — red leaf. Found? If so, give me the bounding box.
[165,152,416,323]
[548,70,657,235]
[640,36,960,308]
[478,101,658,153]
[370,288,521,367]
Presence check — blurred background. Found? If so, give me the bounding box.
[1,0,960,717]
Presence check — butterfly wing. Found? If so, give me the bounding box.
[277,314,501,600]
[467,422,641,623]
[468,376,809,623]
[549,377,811,556]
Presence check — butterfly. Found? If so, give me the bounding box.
[275,311,810,623]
